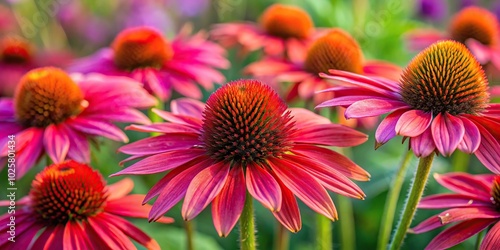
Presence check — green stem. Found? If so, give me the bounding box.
[240,192,256,250]
[389,154,435,250]
[274,223,289,250]
[338,195,356,250]
[475,229,486,250]
[451,151,470,173]
[184,220,194,250]
[316,214,332,250]
[377,150,413,250]
[148,98,164,136]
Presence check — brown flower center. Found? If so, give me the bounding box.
[14,67,85,127]
[112,27,173,71]
[30,161,107,224]
[449,6,499,46]
[0,36,33,64]
[201,79,295,164]
[259,4,313,39]
[304,29,364,75]
[400,40,489,115]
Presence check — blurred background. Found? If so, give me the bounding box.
[1,0,498,249]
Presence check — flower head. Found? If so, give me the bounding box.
[0,67,156,178]
[0,160,173,249]
[115,79,369,236]
[71,26,229,101]
[211,4,319,58]
[410,172,500,250]
[318,40,500,173]
[0,36,33,64]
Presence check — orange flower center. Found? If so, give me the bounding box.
[14,67,85,127]
[259,4,313,39]
[448,6,499,46]
[400,40,489,115]
[30,161,107,224]
[201,79,295,164]
[304,29,364,75]
[112,27,173,71]
[0,36,33,64]
[491,176,500,208]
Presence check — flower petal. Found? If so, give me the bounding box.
[246,162,282,212]
[480,220,500,249]
[345,98,406,119]
[474,125,500,174]
[410,128,436,157]
[431,113,465,156]
[425,219,494,250]
[212,166,246,237]
[101,212,161,250]
[86,216,136,250]
[44,124,70,163]
[171,98,205,120]
[67,118,128,142]
[418,194,491,209]
[395,110,432,137]
[182,161,230,220]
[457,117,481,153]
[118,133,200,156]
[64,222,92,250]
[375,109,408,147]
[269,157,337,221]
[434,173,491,200]
[105,194,174,224]
[105,178,134,200]
[272,175,302,233]
[293,124,368,147]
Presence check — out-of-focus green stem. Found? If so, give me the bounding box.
[275,224,289,250]
[148,98,164,136]
[451,151,470,172]
[389,154,435,250]
[184,220,194,250]
[377,150,413,250]
[475,229,485,250]
[338,195,356,250]
[240,192,256,250]
[316,214,332,250]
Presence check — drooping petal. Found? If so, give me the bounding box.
[375,109,408,147]
[101,212,161,250]
[269,158,337,221]
[44,124,70,163]
[105,194,174,223]
[288,108,330,126]
[395,110,432,137]
[105,178,134,200]
[171,98,205,120]
[345,98,406,119]
[59,125,90,163]
[212,166,246,237]
[14,127,44,178]
[63,222,92,250]
[292,124,368,147]
[39,224,65,250]
[322,70,401,94]
[457,117,481,153]
[480,221,500,249]
[86,216,136,250]
[67,118,128,142]
[246,162,282,212]
[182,161,230,220]
[418,194,491,209]
[126,123,200,134]
[118,134,200,156]
[433,173,491,200]
[410,128,436,157]
[425,219,494,250]
[272,175,302,233]
[362,60,402,82]
[431,113,465,156]
[152,108,203,127]
[474,125,500,174]
[112,149,206,176]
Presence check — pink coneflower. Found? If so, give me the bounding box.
[0,160,173,250]
[211,4,319,58]
[0,67,156,178]
[407,6,500,69]
[410,173,500,249]
[70,26,229,101]
[114,79,369,236]
[318,40,500,173]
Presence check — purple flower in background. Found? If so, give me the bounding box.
[417,0,448,22]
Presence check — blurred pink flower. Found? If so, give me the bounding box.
[0,160,173,250]
[0,67,156,178]
[114,79,369,236]
[318,40,500,173]
[410,173,500,250]
[70,26,229,101]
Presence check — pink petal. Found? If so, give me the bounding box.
[293,124,368,147]
[457,117,481,153]
[126,123,199,134]
[182,161,230,220]
[105,178,134,200]
[272,176,302,233]
[171,98,205,120]
[269,157,337,221]
[288,108,330,127]
[44,124,70,163]
[425,219,494,250]
[298,76,321,100]
[13,128,44,178]
[362,60,402,82]
[67,118,128,142]
[410,128,436,157]
[405,29,445,51]
[466,39,492,64]
[40,224,65,250]
[345,98,406,119]
[64,222,92,250]
[171,77,203,100]
[106,194,174,223]
[411,207,500,233]
[395,110,432,137]
[375,109,408,147]
[59,125,90,163]
[86,216,136,249]
[431,113,465,156]
[112,149,206,176]
[118,133,200,156]
[322,70,400,94]
[212,166,246,237]
[292,144,370,181]
[152,108,203,127]
[474,125,500,174]
[149,157,213,221]
[246,162,282,212]
[418,194,491,209]
[480,221,500,249]
[434,173,491,200]
[84,108,151,125]
[316,95,384,109]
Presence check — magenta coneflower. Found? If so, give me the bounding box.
[114,79,369,236]
[0,160,173,250]
[318,40,500,173]
[70,26,229,101]
[0,67,156,178]
[407,6,500,69]
[410,173,500,249]
[211,4,319,58]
